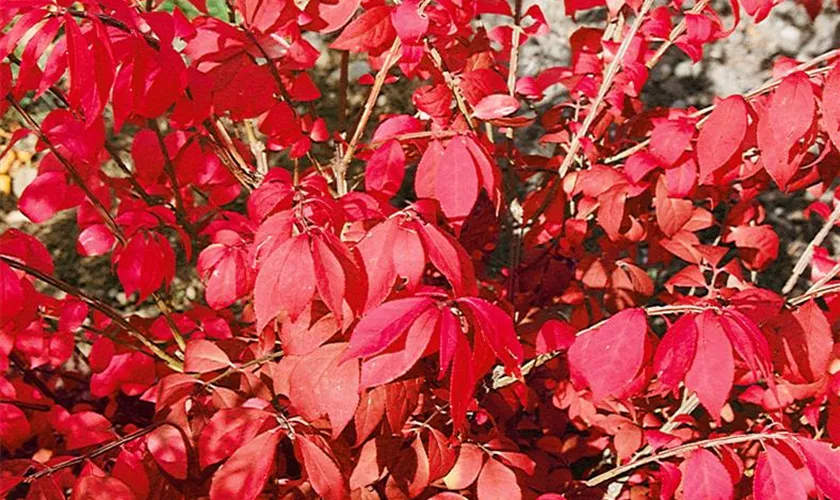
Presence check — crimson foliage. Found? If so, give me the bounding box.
[2,0,840,498]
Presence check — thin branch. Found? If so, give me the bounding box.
[584,432,791,487]
[337,38,402,194]
[24,422,163,482]
[788,282,840,306]
[203,350,285,388]
[9,352,58,402]
[645,0,711,69]
[204,118,260,190]
[1,256,183,372]
[0,398,52,412]
[6,96,126,246]
[605,51,840,165]
[148,119,194,238]
[782,200,840,294]
[491,304,710,389]
[556,0,656,179]
[427,44,477,132]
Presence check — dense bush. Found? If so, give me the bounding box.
[2,0,840,498]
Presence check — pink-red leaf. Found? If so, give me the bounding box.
[477,458,521,500]
[209,429,281,500]
[184,339,231,373]
[146,425,188,480]
[296,435,349,500]
[289,343,359,438]
[681,449,734,500]
[473,94,520,120]
[684,311,734,421]
[365,139,406,198]
[254,235,316,332]
[798,438,840,498]
[568,308,648,401]
[697,96,748,180]
[753,446,807,500]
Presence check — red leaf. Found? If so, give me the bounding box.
[655,178,693,238]
[723,225,779,271]
[198,408,274,469]
[210,429,281,500]
[753,446,807,500]
[697,96,748,180]
[71,476,136,500]
[449,334,476,430]
[458,297,523,376]
[365,139,406,198]
[354,387,386,445]
[477,458,521,500]
[418,222,478,297]
[681,449,734,500]
[568,308,648,401]
[442,443,484,490]
[184,339,231,373]
[357,218,399,310]
[822,65,840,151]
[296,435,349,500]
[473,94,520,120]
[384,377,422,432]
[653,314,699,389]
[289,343,360,438]
[254,235,316,332]
[360,307,438,389]
[685,311,734,421]
[415,140,444,199]
[329,6,396,54]
[650,117,695,167]
[311,233,347,324]
[391,0,428,43]
[436,138,481,224]
[426,427,457,481]
[757,72,815,189]
[146,425,188,480]
[0,263,24,326]
[18,171,83,223]
[797,438,840,498]
[776,301,833,382]
[197,231,252,310]
[312,0,362,33]
[345,296,436,360]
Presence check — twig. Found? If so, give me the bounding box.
[337,38,402,194]
[1,256,183,371]
[584,432,791,487]
[24,422,163,482]
[427,44,477,132]
[9,352,59,402]
[600,392,701,498]
[788,282,840,306]
[148,119,193,236]
[782,200,840,294]
[491,304,710,389]
[605,51,840,165]
[204,118,260,190]
[7,96,125,245]
[203,350,285,387]
[646,0,711,69]
[557,0,656,179]
[0,399,52,412]
[804,260,840,295]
